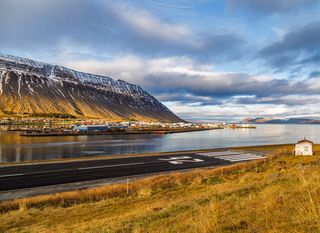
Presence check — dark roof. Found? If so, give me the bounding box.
[297,139,313,144]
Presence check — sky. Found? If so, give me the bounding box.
[1,0,320,121]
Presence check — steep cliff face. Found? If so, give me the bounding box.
[0,54,181,122]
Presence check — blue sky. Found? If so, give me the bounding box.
[1,0,320,121]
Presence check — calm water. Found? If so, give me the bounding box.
[0,124,319,163]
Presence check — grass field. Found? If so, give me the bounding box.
[1,145,320,232]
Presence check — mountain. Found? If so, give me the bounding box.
[241,117,320,124]
[0,53,181,122]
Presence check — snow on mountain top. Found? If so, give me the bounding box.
[0,53,47,69]
[0,53,145,96]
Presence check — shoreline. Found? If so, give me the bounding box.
[19,127,219,137]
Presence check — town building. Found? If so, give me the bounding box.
[76,125,110,132]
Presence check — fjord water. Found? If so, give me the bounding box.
[0,124,319,163]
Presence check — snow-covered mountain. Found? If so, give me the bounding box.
[0,53,181,122]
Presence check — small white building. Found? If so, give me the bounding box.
[295,139,313,156]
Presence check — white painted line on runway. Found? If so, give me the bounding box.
[0,173,24,178]
[210,153,247,157]
[159,156,192,161]
[216,156,265,161]
[78,162,146,170]
[198,151,266,163]
[159,156,205,165]
[220,157,266,162]
[197,151,241,157]
[215,155,263,159]
[168,159,204,164]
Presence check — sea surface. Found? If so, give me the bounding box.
[0,124,319,163]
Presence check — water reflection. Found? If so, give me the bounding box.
[0,124,319,163]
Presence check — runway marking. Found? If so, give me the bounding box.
[214,154,262,159]
[159,156,204,164]
[214,156,265,162]
[159,156,192,160]
[167,159,204,164]
[197,151,241,157]
[78,162,146,170]
[0,173,24,178]
[197,152,266,162]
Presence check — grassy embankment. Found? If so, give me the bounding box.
[1,145,320,232]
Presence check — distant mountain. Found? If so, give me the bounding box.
[241,117,320,124]
[0,53,182,122]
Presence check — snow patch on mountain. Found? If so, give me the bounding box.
[0,53,153,99]
[0,53,47,69]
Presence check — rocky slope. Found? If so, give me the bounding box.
[0,53,181,122]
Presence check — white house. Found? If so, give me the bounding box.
[295,139,313,156]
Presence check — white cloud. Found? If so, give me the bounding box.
[63,55,247,90]
[64,55,144,80]
[112,3,190,43]
[62,54,320,120]
[165,100,320,121]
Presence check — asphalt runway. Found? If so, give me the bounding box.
[0,150,265,191]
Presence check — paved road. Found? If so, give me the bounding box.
[0,151,265,191]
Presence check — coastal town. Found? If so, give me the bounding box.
[0,116,258,137]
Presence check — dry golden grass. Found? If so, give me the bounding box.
[1,145,320,232]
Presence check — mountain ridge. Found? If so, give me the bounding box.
[241,117,320,124]
[0,53,182,122]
